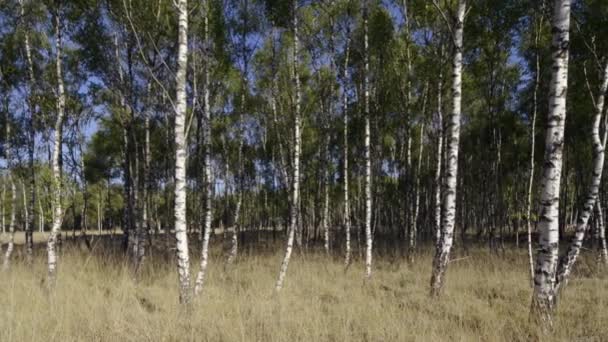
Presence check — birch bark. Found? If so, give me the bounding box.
[174,0,192,305]
[47,8,66,283]
[553,60,608,296]
[275,0,301,292]
[194,1,213,294]
[363,0,373,279]
[430,0,465,297]
[530,0,570,329]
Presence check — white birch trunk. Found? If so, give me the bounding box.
[530,0,570,329]
[526,15,543,288]
[553,61,608,296]
[174,0,192,305]
[363,0,373,279]
[596,199,607,267]
[2,122,15,271]
[47,10,66,283]
[343,38,352,267]
[1,175,15,271]
[410,86,427,260]
[1,179,5,236]
[275,0,301,292]
[322,163,330,254]
[194,4,213,291]
[20,0,36,261]
[434,71,443,244]
[430,0,465,297]
[39,196,44,233]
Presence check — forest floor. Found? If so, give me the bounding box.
[0,234,606,341]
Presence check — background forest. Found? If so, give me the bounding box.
[0,0,607,340]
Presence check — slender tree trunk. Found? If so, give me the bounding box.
[430,0,466,297]
[39,196,44,233]
[47,8,66,284]
[553,61,608,296]
[363,0,373,279]
[526,17,542,288]
[136,109,151,274]
[275,0,301,292]
[434,70,443,244]
[343,37,352,268]
[596,198,608,267]
[322,156,330,254]
[194,3,213,293]
[530,0,570,330]
[2,122,16,271]
[410,86,428,260]
[20,0,36,263]
[174,0,192,305]
[1,179,5,236]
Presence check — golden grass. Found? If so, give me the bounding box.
[0,239,606,341]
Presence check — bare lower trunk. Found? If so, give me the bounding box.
[410,90,427,260]
[20,0,36,263]
[434,70,443,244]
[174,0,192,305]
[530,0,570,330]
[526,14,543,288]
[430,0,466,297]
[2,174,15,271]
[596,199,607,267]
[275,0,301,292]
[194,2,213,295]
[2,121,16,271]
[227,195,242,265]
[322,165,330,254]
[363,0,373,279]
[343,38,352,268]
[47,10,66,284]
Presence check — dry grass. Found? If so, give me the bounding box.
[0,237,606,341]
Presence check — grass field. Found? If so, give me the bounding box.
[0,234,606,341]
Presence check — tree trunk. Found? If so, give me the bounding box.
[596,198,608,267]
[363,0,373,279]
[410,85,428,261]
[20,0,36,263]
[526,15,543,288]
[174,0,192,305]
[342,37,352,268]
[2,121,16,271]
[194,3,213,293]
[530,0,570,330]
[553,61,608,297]
[47,9,66,284]
[430,0,466,297]
[275,0,301,292]
[434,69,443,244]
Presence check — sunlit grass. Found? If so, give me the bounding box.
[0,235,605,341]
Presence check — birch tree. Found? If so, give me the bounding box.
[2,117,15,271]
[526,12,544,287]
[363,0,373,279]
[275,0,301,292]
[596,198,607,267]
[553,60,608,296]
[434,69,443,243]
[47,4,67,283]
[530,0,570,329]
[19,0,36,262]
[430,0,466,297]
[174,0,192,305]
[342,34,352,267]
[194,0,213,295]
